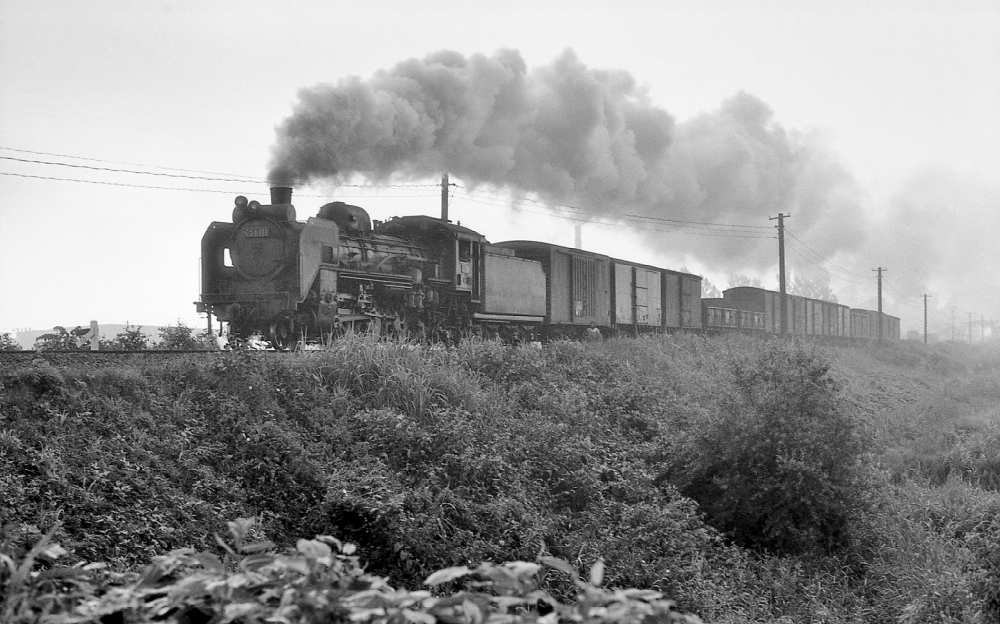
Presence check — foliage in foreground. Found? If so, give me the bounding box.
[3,334,1000,622]
[1,518,701,624]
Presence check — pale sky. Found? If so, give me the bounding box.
[1,0,998,337]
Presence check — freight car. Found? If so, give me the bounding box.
[719,287,898,340]
[702,297,765,333]
[492,241,703,338]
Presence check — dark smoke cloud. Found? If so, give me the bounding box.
[270,49,673,206]
[269,49,866,274]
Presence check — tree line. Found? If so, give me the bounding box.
[0,321,217,351]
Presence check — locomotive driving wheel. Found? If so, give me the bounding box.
[269,317,297,351]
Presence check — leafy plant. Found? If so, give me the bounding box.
[1,518,703,624]
[157,320,217,350]
[33,326,90,351]
[99,324,152,351]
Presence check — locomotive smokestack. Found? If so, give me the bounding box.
[270,186,293,205]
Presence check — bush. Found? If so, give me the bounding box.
[665,340,868,556]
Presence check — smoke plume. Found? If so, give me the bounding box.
[270,49,673,203]
[272,49,1000,334]
[270,49,864,270]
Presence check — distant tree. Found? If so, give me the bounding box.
[157,321,217,350]
[34,326,89,350]
[786,272,838,302]
[728,274,763,288]
[99,325,152,351]
[680,266,722,299]
[0,332,21,351]
[702,280,721,299]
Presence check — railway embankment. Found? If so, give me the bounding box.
[2,334,999,623]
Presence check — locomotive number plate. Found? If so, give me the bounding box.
[244,227,270,237]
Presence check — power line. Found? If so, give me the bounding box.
[0,171,448,200]
[784,228,871,280]
[623,213,771,230]
[0,146,263,181]
[782,240,873,286]
[0,146,445,189]
[879,278,926,310]
[1,155,262,183]
[451,192,775,239]
[455,184,771,232]
[0,171,248,193]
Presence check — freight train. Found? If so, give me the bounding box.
[197,187,900,348]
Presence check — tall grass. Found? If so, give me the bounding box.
[3,334,1000,621]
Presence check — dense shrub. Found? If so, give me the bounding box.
[663,340,867,555]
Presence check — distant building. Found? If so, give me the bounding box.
[13,324,165,350]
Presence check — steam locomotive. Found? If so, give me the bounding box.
[197,187,899,347]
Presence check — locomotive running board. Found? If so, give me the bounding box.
[473,313,544,323]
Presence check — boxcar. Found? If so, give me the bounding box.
[610,259,663,331]
[478,245,547,323]
[723,287,855,337]
[494,241,612,330]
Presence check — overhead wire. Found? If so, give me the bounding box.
[0,171,446,200]
[0,146,445,190]
[782,239,873,286]
[1,146,263,182]
[456,183,771,233]
[784,228,871,280]
[452,189,775,238]
[881,279,922,308]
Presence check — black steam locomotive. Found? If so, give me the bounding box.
[198,187,550,347]
[197,187,899,347]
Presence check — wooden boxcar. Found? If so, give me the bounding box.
[494,241,612,330]
[723,287,851,337]
[478,245,547,323]
[495,241,702,335]
[850,308,901,340]
[610,259,663,331]
[608,259,702,333]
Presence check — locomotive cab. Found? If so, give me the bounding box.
[377,215,486,298]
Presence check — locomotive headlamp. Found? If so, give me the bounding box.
[235,195,248,208]
[248,200,261,212]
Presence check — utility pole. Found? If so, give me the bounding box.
[872,267,885,342]
[922,294,931,344]
[770,213,790,335]
[441,173,450,221]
